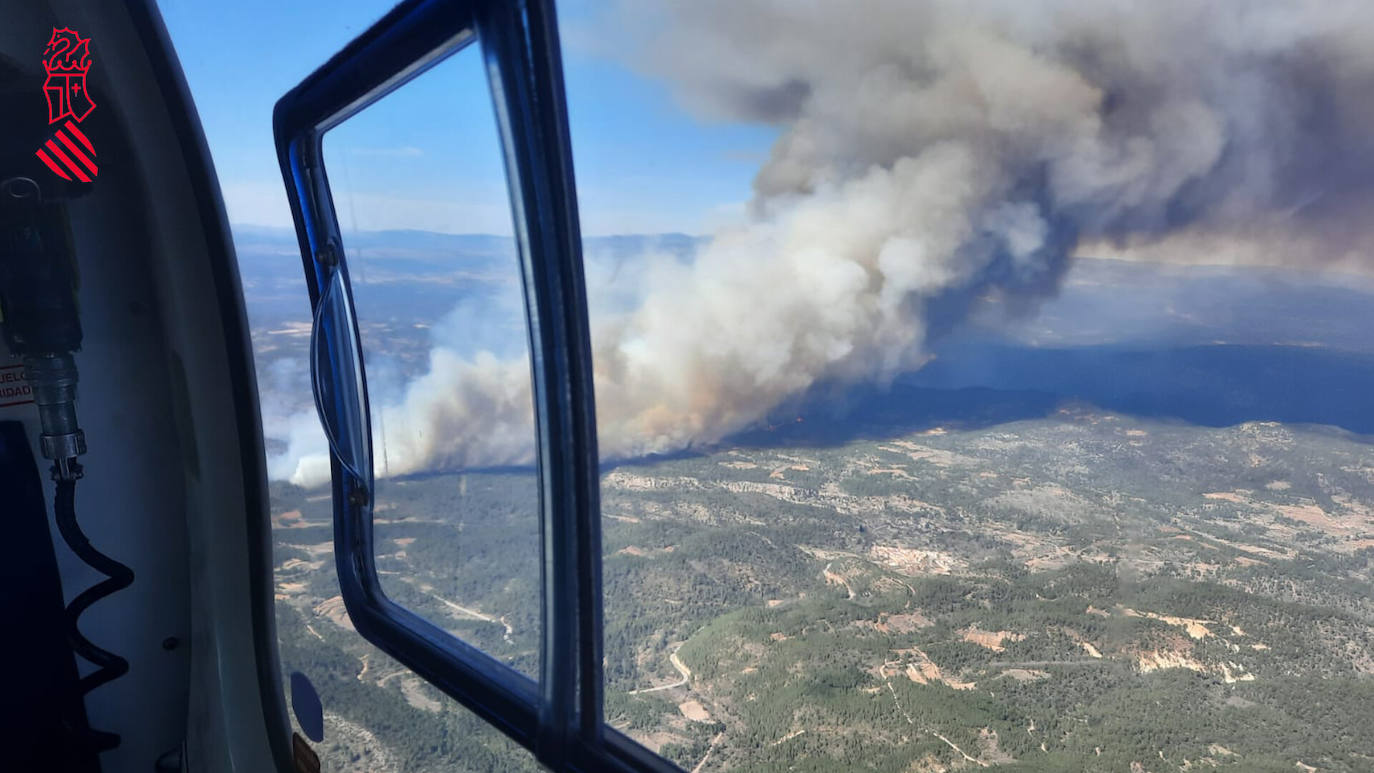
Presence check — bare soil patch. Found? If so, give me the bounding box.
[314,595,356,632]
[678,700,711,722]
[961,626,1026,652]
[401,677,443,713]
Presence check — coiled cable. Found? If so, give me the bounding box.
[51,465,134,752]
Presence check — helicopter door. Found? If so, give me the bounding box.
[273,1,675,769]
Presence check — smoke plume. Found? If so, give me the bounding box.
[273,0,1374,487]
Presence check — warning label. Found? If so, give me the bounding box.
[0,364,33,407]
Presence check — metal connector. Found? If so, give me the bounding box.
[23,351,86,479]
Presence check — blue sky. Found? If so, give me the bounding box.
[155,0,777,236]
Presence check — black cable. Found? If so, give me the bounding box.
[51,465,134,753]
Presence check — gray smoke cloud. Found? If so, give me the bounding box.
[273,0,1374,487]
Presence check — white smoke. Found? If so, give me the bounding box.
[272,0,1374,487]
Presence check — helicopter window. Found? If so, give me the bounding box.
[320,41,542,684]
[248,25,548,768]
[272,2,678,769]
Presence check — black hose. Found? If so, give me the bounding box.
[51,467,134,753]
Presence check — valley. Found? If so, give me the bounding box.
[269,404,1374,771]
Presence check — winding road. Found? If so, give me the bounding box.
[627,647,692,694]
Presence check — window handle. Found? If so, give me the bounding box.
[307,258,368,488]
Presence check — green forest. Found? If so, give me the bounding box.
[269,409,1374,771]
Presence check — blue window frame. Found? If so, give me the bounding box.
[272,1,678,769]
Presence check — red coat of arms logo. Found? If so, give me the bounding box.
[43,27,96,124]
[35,27,99,182]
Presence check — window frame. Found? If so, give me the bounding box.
[271,0,676,770]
